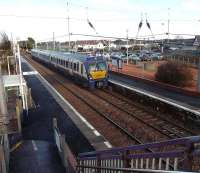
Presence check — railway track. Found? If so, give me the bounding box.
[23,54,197,147]
[93,89,197,139]
[23,55,142,146]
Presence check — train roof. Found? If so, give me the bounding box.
[31,49,104,62]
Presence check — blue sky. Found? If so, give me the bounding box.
[0,0,200,41]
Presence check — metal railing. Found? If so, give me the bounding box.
[53,118,77,173]
[77,136,200,173]
[0,134,9,173]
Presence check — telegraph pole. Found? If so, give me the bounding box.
[67,2,70,50]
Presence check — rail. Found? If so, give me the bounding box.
[77,136,200,172]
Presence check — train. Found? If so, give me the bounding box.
[31,49,108,88]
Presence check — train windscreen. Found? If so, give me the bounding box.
[89,62,106,72]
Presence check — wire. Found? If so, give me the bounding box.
[0,14,199,23]
[36,32,197,44]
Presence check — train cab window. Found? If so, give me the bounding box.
[81,64,83,74]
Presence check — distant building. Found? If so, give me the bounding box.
[193,35,200,47]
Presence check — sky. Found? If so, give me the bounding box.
[0,0,200,42]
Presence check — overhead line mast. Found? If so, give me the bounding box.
[67,2,70,50]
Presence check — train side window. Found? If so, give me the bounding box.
[69,62,72,69]
[77,62,79,72]
[73,63,76,71]
[66,61,68,67]
[81,64,83,74]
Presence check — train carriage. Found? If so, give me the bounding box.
[31,49,108,88]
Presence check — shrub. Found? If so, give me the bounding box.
[155,61,193,87]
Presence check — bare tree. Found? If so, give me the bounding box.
[0,32,11,51]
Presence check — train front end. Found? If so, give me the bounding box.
[86,56,108,88]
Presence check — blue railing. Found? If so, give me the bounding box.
[77,136,200,173]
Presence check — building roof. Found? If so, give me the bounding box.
[193,35,200,46]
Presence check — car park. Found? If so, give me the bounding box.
[139,53,150,61]
[129,54,141,61]
[150,53,163,60]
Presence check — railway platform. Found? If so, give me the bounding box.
[9,57,111,172]
[109,71,200,116]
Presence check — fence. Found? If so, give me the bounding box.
[165,55,200,68]
[77,136,200,173]
[53,118,77,173]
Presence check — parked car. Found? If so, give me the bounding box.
[129,54,141,61]
[150,53,163,60]
[111,52,125,58]
[139,53,150,61]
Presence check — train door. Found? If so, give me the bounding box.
[69,60,73,75]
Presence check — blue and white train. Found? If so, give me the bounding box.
[31,49,108,88]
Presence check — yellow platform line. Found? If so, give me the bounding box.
[10,141,23,152]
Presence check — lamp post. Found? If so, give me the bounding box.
[126,29,129,65]
[161,23,165,53]
[167,8,170,43]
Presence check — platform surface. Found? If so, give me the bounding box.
[109,72,200,112]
